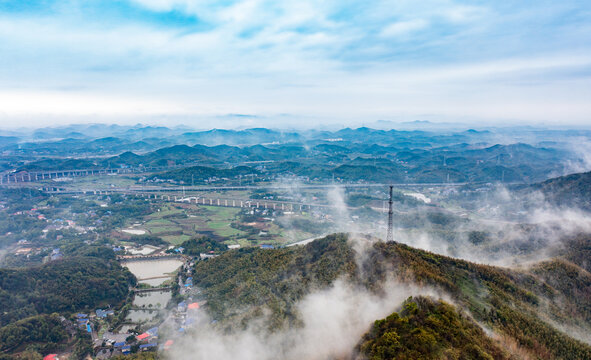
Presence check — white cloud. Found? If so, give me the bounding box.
[441,5,487,23]
[380,19,428,37]
[0,90,189,116]
[0,0,590,126]
[166,279,445,360]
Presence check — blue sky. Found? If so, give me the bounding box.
[0,0,590,128]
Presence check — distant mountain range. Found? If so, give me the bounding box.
[2,125,590,184]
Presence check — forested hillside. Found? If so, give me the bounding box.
[193,234,591,359]
[356,296,508,360]
[0,314,68,354]
[0,257,136,326]
[193,234,355,328]
[531,171,591,210]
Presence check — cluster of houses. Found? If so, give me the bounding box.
[75,313,93,334]
[11,206,47,220]
[133,326,159,352]
[96,298,202,359]
[173,300,201,335]
[42,218,88,234]
[12,245,66,262]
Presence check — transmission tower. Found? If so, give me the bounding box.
[386,185,394,242]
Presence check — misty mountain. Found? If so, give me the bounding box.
[190,234,591,359]
[0,136,20,147]
[130,140,568,184]
[177,128,303,146]
[531,171,591,210]
[8,137,574,184]
[3,125,584,158]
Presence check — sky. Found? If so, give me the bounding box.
[0,0,590,128]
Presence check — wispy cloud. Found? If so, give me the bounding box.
[0,0,590,127]
[380,19,428,37]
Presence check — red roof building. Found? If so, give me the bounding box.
[136,333,150,341]
[187,302,200,310]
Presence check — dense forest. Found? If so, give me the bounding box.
[193,234,355,327]
[0,314,68,355]
[179,236,228,256]
[0,257,136,326]
[356,296,508,359]
[148,165,258,184]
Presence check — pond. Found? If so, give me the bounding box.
[123,259,183,287]
[133,290,172,309]
[126,245,159,255]
[125,309,159,323]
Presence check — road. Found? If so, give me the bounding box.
[30,182,476,194]
[286,235,328,247]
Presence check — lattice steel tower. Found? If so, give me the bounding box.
[386,185,394,242]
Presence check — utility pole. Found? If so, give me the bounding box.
[386,185,394,242]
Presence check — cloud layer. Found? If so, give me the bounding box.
[0,0,590,127]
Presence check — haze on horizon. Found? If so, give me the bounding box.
[0,0,590,128]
